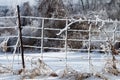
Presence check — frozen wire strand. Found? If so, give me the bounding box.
[65,19,68,69]
[0,36,17,39]
[44,28,62,31]
[98,21,105,30]
[23,36,65,41]
[23,45,41,48]
[41,55,106,60]
[26,53,111,61]
[68,29,89,32]
[0,26,17,29]
[22,36,42,39]
[0,26,120,33]
[23,53,64,59]
[67,39,88,41]
[41,19,44,60]
[4,37,10,62]
[99,21,110,39]
[95,15,102,25]
[20,45,113,52]
[44,37,65,41]
[24,25,120,33]
[17,46,20,65]
[22,26,42,29]
[1,25,120,33]
[23,27,89,32]
[2,45,17,48]
[21,16,67,21]
[88,23,92,72]
[101,28,111,42]
[0,16,17,19]
[21,39,114,49]
[113,22,117,43]
[21,16,120,23]
[17,52,112,61]
[0,15,120,23]
[23,46,65,50]
[12,35,19,71]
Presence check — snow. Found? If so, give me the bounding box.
[0,52,120,80]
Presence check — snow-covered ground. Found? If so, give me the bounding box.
[0,52,120,80]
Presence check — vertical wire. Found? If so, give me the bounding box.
[11,5,20,69]
[41,19,44,60]
[65,19,68,68]
[113,22,117,43]
[88,24,92,72]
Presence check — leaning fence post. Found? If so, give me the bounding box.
[17,5,25,69]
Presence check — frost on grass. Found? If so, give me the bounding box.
[0,37,9,52]
[57,66,109,80]
[104,56,120,76]
[0,64,11,73]
[14,59,58,79]
[98,19,120,76]
[58,67,92,80]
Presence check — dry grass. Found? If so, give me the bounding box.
[49,72,58,77]
[13,59,56,79]
[93,73,108,80]
[104,57,120,76]
[59,67,92,80]
[0,64,12,73]
[75,73,92,80]
[0,38,9,52]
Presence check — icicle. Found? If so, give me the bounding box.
[78,18,82,23]
[98,21,105,30]
[69,17,75,22]
[88,19,90,24]
[95,15,99,25]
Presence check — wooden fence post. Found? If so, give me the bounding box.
[17,5,25,69]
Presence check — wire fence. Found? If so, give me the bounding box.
[0,14,120,71]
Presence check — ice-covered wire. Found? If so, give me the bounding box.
[95,15,102,25]
[0,16,17,19]
[98,21,105,30]
[56,18,82,35]
[12,35,19,70]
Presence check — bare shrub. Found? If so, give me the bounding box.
[99,23,120,76]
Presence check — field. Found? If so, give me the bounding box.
[0,52,120,80]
